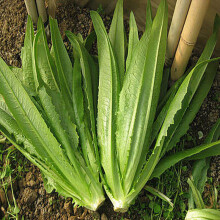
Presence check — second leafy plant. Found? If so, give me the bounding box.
[90,0,220,211]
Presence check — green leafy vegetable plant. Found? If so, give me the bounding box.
[0,16,104,210]
[90,0,220,211]
[0,0,219,213]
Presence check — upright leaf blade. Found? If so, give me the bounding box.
[49,17,73,102]
[91,11,122,198]
[188,158,210,209]
[34,29,59,91]
[146,0,152,31]
[66,31,100,172]
[66,31,97,142]
[21,15,36,95]
[109,0,125,84]
[33,28,79,151]
[116,0,168,194]
[126,12,139,71]
[187,178,205,209]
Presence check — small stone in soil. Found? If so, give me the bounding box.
[21,188,37,204]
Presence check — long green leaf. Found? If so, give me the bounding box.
[109,0,124,84]
[49,18,73,111]
[34,29,59,91]
[73,56,98,172]
[185,209,220,220]
[20,15,36,96]
[151,116,220,180]
[33,27,79,152]
[188,158,210,209]
[49,18,73,92]
[116,0,168,195]
[126,12,139,71]
[66,32,100,172]
[91,10,123,199]
[187,178,205,209]
[151,140,220,179]
[146,0,152,31]
[161,22,220,155]
[145,185,173,207]
[164,61,219,154]
[66,32,97,142]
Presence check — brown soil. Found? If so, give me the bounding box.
[0,0,26,67]
[0,0,219,219]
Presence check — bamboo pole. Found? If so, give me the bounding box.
[171,0,210,81]
[166,0,191,65]
[48,0,56,18]
[36,0,47,23]
[24,0,39,24]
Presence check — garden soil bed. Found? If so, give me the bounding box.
[0,0,219,219]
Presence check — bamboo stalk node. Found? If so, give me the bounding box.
[165,0,192,66]
[171,0,210,81]
[180,36,195,46]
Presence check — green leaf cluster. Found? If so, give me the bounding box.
[0,0,219,212]
[91,0,220,211]
[0,16,104,210]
